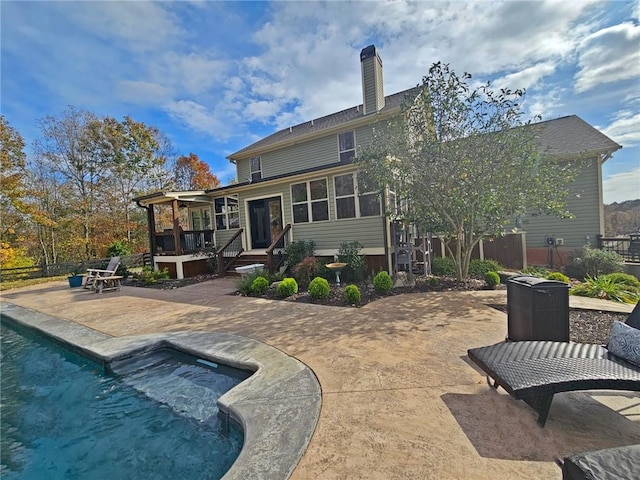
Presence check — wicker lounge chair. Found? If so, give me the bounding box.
[467,303,640,427]
[561,444,640,480]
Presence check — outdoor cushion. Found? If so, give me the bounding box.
[562,444,640,480]
[608,321,640,367]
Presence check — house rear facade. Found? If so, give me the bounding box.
[135,45,621,277]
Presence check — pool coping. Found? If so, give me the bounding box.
[1,303,322,480]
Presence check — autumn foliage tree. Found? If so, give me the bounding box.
[175,153,220,190]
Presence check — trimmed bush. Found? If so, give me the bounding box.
[468,259,501,279]
[431,257,456,276]
[343,284,361,305]
[484,271,500,289]
[236,271,265,296]
[308,277,330,300]
[277,277,298,298]
[567,247,624,279]
[292,256,321,288]
[135,266,169,285]
[251,276,269,295]
[601,272,640,291]
[546,271,570,284]
[428,276,440,287]
[373,271,393,294]
[570,275,640,304]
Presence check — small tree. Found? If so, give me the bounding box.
[358,62,579,279]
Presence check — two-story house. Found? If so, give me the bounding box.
[135,45,621,278]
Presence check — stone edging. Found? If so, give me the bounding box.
[1,303,321,480]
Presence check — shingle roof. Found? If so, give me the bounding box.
[534,115,621,156]
[228,87,418,160]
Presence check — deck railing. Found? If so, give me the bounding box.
[216,229,244,275]
[266,223,292,273]
[597,234,640,263]
[154,229,215,255]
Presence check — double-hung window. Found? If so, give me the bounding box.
[190,208,212,230]
[291,178,329,223]
[250,156,262,181]
[338,131,355,162]
[214,196,239,230]
[334,173,381,219]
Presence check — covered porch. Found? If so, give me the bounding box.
[134,191,215,279]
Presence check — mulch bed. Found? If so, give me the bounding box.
[122,273,629,344]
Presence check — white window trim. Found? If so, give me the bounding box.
[250,155,262,181]
[214,196,239,230]
[290,177,330,224]
[333,172,381,220]
[190,207,212,230]
[337,130,356,162]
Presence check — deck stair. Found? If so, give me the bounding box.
[224,253,271,276]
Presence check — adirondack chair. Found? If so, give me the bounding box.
[84,257,120,290]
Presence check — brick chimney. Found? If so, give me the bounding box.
[360,45,385,115]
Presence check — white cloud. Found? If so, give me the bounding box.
[600,111,640,147]
[524,87,566,119]
[115,81,174,104]
[575,22,640,92]
[493,62,557,91]
[603,167,640,203]
[165,100,230,140]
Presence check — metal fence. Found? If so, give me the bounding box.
[597,234,640,263]
[0,253,150,282]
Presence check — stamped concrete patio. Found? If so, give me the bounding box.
[2,279,639,479]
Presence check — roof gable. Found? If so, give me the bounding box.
[228,87,418,160]
[534,115,621,156]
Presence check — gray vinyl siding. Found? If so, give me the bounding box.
[235,122,384,181]
[362,55,384,114]
[521,157,602,248]
[215,229,240,249]
[292,217,386,250]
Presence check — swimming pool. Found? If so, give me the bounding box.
[1,323,249,479]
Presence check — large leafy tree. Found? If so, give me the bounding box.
[175,152,220,190]
[357,62,579,279]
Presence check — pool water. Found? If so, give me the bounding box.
[0,323,249,480]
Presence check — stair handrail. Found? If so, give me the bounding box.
[216,228,244,276]
[266,223,292,273]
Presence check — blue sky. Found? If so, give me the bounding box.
[2,1,639,203]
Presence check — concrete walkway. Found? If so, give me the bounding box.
[2,280,639,479]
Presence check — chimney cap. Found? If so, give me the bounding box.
[360,45,379,63]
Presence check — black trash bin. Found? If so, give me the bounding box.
[507,275,570,342]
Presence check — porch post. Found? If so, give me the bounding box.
[146,206,157,267]
[172,199,182,255]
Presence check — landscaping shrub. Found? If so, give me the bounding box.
[567,247,624,279]
[236,271,266,295]
[106,240,132,257]
[251,276,269,295]
[601,272,640,291]
[373,271,393,294]
[308,277,330,300]
[285,240,316,270]
[277,277,298,298]
[428,276,440,287]
[468,259,501,279]
[292,256,321,288]
[136,266,169,285]
[343,284,361,305]
[431,257,456,276]
[546,271,570,283]
[520,265,549,277]
[337,241,366,283]
[484,271,500,289]
[570,275,640,304]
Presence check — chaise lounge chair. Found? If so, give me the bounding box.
[467,303,640,427]
[84,256,121,291]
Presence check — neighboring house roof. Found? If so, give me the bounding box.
[228,87,418,160]
[534,115,621,157]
